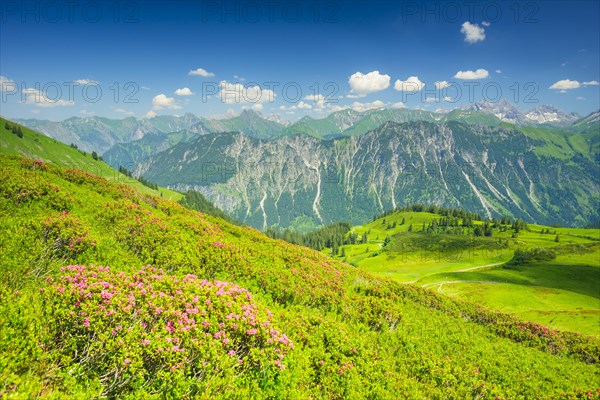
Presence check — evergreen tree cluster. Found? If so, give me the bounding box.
[373,203,485,223]
[4,121,23,138]
[266,222,353,252]
[179,190,239,225]
[118,165,159,190]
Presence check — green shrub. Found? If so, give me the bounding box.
[509,247,556,265]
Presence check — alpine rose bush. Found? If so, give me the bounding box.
[41,265,293,397]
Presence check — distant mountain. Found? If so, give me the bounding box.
[194,109,284,140]
[17,102,585,158]
[135,121,599,229]
[102,129,199,170]
[571,110,600,135]
[16,113,204,154]
[469,100,580,126]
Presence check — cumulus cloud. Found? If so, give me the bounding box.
[21,88,75,107]
[303,94,326,109]
[74,79,99,85]
[79,109,95,116]
[115,108,134,116]
[454,69,489,80]
[348,70,390,97]
[482,21,491,27]
[350,100,386,113]
[278,100,313,111]
[549,79,581,90]
[152,93,181,110]
[391,102,406,109]
[425,96,452,103]
[495,69,502,74]
[583,80,599,86]
[219,81,275,104]
[394,76,425,92]
[189,68,215,77]
[145,111,157,118]
[0,75,16,92]
[461,22,486,43]
[434,80,449,90]
[242,103,264,112]
[174,87,194,96]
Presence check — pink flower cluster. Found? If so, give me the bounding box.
[45,265,294,374]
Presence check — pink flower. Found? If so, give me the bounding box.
[124,359,131,365]
[166,321,175,333]
[228,350,236,356]
[83,318,90,327]
[141,339,150,345]
[246,328,258,335]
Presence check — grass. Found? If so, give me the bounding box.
[0,118,182,201]
[333,210,600,337]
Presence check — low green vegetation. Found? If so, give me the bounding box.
[0,117,182,201]
[326,207,600,337]
[1,153,599,398]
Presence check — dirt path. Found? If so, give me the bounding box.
[456,262,505,272]
[421,280,500,294]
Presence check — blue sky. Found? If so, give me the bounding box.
[1,0,599,121]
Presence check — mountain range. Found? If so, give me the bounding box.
[11,103,600,229]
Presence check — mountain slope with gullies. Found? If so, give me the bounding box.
[135,120,599,229]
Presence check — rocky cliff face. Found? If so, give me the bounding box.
[136,121,599,229]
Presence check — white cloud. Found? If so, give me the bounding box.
[549,79,581,90]
[482,21,491,27]
[454,68,489,80]
[79,109,95,116]
[576,97,586,100]
[303,94,326,109]
[394,76,425,92]
[425,96,452,103]
[174,87,195,96]
[0,75,16,92]
[435,80,449,89]
[219,81,275,104]
[350,100,385,113]
[495,69,502,74]
[461,22,486,43]
[189,68,215,77]
[74,79,98,85]
[348,70,390,97]
[242,103,264,112]
[583,80,599,86]
[21,88,75,107]
[115,108,134,116]
[391,102,406,109]
[297,101,312,109]
[151,93,181,110]
[233,75,246,82]
[145,111,157,118]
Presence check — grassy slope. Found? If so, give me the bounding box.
[0,153,598,398]
[499,122,598,161]
[335,210,600,337]
[0,118,182,201]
